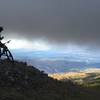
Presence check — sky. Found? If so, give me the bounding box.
[0,0,100,52]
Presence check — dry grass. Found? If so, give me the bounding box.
[49,68,100,80]
[49,72,87,80]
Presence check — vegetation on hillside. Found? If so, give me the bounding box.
[49,68,100,86]
[0,60,100,100]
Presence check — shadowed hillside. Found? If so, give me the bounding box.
[0,60,100,100]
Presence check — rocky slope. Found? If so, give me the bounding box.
[0,60,100,100]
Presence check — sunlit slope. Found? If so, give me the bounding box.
[49,72,87,80]
[49,68,100,86]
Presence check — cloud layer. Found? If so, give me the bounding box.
[0,0,100,46]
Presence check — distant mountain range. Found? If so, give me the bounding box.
[25,59,100,73]
[10,49,100,73]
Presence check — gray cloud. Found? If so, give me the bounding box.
[0,0,100,46]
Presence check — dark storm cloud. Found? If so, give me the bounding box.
[0,0,100,45]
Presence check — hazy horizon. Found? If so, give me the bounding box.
[0,0,100,73]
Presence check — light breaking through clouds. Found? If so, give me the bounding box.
[0,0,100,48]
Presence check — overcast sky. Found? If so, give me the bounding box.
[0,0,100,48]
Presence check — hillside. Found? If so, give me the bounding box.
[49,68,100,86]
[0,60,100,100]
